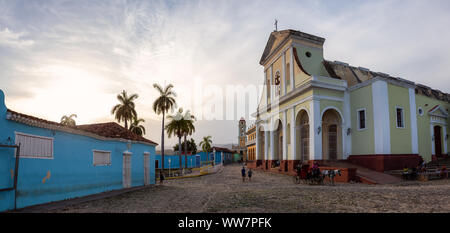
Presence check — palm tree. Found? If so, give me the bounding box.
[199,136,212,164]
[111,90,138,129]
[165,108,184,170]
[189,138,197,154]
[130,115,146,136]
[152,83,176,173]
[60,114,77,126]
[182,110,196,169]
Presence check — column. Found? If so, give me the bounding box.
[270,121,275,161]
[264,70,268,106]
[282,111,287,161]
[282,52,286,96]
[290,107,296,160]
[343,91,352,159]
[309,98,322,160]
[409,88,419,154]
[255,123,260,160]
[431,124,435,155]
[372,80,391,154]
[269,66,273,102]
[264,130,269,160]
[443,126,448,154]
[289,47,295,92]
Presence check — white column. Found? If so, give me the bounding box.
[344,91,352,158]
[409,88,419,154]
[264,130,269,160]
[443,126,448,154]
[269,66,273,102]
[255,123,260,160]
[431,124,435,155]
[264,70,268,106]
[282,111,287,160]
[291,107,296,160]
[289,47,295,92]
[372,80,391,154]
[282,52,286,96]
[270,126,275,160]
[310,98,322,160]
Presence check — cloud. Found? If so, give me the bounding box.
[0,27,34,48]
[0,0,449,150]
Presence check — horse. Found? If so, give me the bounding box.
[305,168,324,185]
[321,169,341,185]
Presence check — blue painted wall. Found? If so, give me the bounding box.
[154,151,233,169]
[153,154,199,169]
[0,89,156,212]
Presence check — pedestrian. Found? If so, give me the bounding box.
[248,169,253,182]
[241,166,246,182]
[159,171,165,185]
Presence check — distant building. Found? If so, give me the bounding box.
[246,124,256,161]
[232,117,248,161]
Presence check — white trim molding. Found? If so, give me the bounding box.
[409,88,419,154]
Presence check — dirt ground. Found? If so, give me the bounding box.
[48,164,450,213]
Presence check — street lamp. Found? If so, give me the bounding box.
[168,158,171,178]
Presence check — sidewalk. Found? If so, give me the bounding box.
[9,185,153,213]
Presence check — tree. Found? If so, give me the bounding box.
[182,110,196,169]
[111,90,138,130]
[172,139,197,154]
[189,138,197,154]
[129,115,146,136]
[199,136,212,163]
[60,114,77,126]
[165,108,184,170]
[152,83,176,173]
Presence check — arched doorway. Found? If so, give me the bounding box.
[322,109,342,160]
[274,120,283,165]
[434,125,442,157]
[296,110,309,162]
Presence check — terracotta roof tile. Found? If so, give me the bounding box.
[6,109,157,145]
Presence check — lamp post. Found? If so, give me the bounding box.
[168,158,171,178]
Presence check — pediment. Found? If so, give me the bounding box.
[259,31,290,66]
[428,105,448,118]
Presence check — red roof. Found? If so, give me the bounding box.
[7,109,157,145]
[77,122,157,145]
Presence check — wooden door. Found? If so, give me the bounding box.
[328,125,337,160]
[123,154,131,188]
[434,126,442,156]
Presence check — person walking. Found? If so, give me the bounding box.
[159,171,165,185]
[248,169,253,182]
[241,166,246,182]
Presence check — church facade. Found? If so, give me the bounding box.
[249,29,449,173]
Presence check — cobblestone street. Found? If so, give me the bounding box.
[47,164,450,213]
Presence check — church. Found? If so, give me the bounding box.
[248,29,449,174]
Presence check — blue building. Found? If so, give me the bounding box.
[154,147,235,169]
[0,89,157,212]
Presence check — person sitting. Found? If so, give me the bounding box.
[312,162,320,178]
[295,163,302,178]
[410,166,418,180]
[402,166,409,180]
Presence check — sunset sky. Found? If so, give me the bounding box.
[1,0,449,150]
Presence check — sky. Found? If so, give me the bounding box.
[1,0,450,150]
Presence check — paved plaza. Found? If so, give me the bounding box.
[42,164,450,213]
